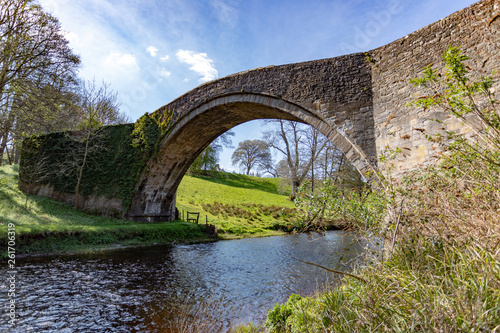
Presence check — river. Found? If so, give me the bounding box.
[1,231,370,332]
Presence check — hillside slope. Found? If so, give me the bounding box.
[176,172,300,237]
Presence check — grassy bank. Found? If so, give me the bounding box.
[176,171,303,238]
[0,165,211,259]
[261,240,500,332]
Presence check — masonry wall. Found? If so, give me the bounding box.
[371,0,500,180]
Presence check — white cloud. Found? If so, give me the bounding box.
[102,52,140,80]
[64,31,79,44]
[176,49,218,83]
[159,67,171,78]
[105,52,138,68]
[160,55,170,62]
[147,46,158,57]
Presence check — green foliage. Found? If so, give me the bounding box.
[189,144,219,172]
[265,294,303,333]
[231,323,264,333]
[132,110,176,157]
[189,131,234,173]
[293,178,387,232]
[408,46,500,164]
[19,109,176,211]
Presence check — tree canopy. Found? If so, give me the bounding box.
[231,139,271,175]
[189,130,235,173]
[0,0,129,165]
[0,0,81,163]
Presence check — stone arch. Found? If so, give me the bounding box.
[127,93,377,222]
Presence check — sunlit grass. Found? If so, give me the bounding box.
[0,165,300,257]
[176,172,298,238]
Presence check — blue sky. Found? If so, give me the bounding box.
[39,0,478,172]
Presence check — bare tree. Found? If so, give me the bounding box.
[71,79,129,208]
[263,120,328,199]
[56,128,108,209]
[315,141,343,180]
[231,139,271,175]
[76,79,129,129]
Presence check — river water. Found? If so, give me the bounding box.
[1,231,370,332]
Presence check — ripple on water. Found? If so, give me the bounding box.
[1,231,370,332]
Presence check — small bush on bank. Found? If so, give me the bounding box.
[265,239,500,332]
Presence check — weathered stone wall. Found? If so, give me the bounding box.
[370,0,500,180]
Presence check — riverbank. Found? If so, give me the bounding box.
[0,165,216,259]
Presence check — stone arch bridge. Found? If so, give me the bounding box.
[19,0,500,222]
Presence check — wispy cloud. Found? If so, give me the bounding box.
[210,0,238,27]
[146,46,158,57]
[103,52,140,80]
[176,50,218,83]
[159,67,171,78]
[105,52,138,68]
[160,55,170,62]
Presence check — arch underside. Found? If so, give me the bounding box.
[127,94,377,222]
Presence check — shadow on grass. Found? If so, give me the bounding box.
[189,171,283,195]
[0,182,134,230]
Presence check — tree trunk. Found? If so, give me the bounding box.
[0,107,15,167]
[14,145,19,164]
[290,180,300,201]
[0,136,7,166]
[75,131,91,209]
[311,160,315,195]
[5,145,12,165]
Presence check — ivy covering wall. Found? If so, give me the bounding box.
[19,111,175,212]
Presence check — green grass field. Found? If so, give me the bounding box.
[176,171,299,238]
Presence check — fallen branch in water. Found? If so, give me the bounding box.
[291,257,367,283]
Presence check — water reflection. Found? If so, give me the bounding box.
[1,231,368,332]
